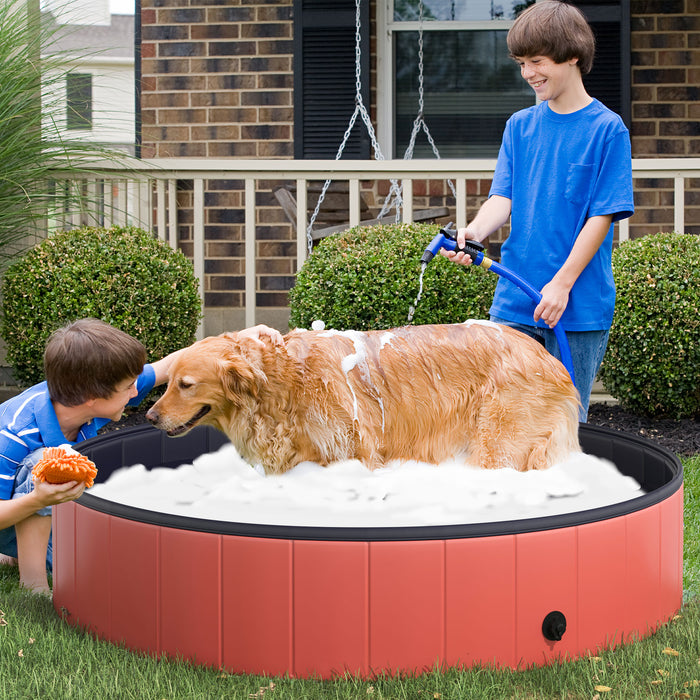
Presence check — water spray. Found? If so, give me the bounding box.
[421,223,576,388]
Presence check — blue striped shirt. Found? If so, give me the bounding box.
[0,365,156,499]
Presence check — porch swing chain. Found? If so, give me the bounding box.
[305,0,455,254]
[393,0,456,201]
[304,0,402,254]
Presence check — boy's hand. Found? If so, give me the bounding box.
[439,227,476,267]
[534,279,571,328]
[238,324,284,346]
[32,479,85,509]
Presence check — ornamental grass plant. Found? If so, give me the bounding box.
[0,1,125,270]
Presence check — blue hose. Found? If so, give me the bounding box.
[421,227,577,388]
[480,258,576,387]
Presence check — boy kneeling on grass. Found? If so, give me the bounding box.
[0,318,280,595]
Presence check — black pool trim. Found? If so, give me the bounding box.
[75,424,683,542]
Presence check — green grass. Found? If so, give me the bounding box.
[683,454,700,601]
[2,455,699,700]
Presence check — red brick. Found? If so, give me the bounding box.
[258,106,293,122]
[157,108,207,125]
[191,125,241,141]
[191,24,240,40]
[206,7,255,23]
[257,141,294,158]
[206,74,257,91]
[207,142,257,157]
[256,5,293,22]
[190,92,240,108]
[209,107,258,123]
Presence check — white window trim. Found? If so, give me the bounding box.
[376,0,516,158]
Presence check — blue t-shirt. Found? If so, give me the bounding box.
[0,364,156,498]
[489,99,634,331]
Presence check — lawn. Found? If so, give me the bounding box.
[1,454,699,700]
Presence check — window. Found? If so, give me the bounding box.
[378,0,629,158]
[381,0,533,158]
[66,73,93,130]
[294,0,629,160]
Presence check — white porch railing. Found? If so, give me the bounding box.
[49,157,700,336]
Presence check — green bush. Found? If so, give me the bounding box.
[599,232,700,419]
[1,225,202,387]
[289,223,497,331]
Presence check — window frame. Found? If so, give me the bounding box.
[376,0,630,158]
[376,1,518,159]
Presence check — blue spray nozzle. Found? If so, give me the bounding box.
[420,223,485,265]
[421,232,449,264]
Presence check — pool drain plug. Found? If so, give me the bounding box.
[542,611,567,641]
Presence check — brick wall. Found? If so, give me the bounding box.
[141,0,698,326]
[629,0,700,237]
[141,1,293,159]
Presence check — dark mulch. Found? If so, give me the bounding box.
[587,403,700,457]
[104,402,700,457]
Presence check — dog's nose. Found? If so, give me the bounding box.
[145,407,159,424]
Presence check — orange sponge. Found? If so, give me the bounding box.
[32,447,98,488]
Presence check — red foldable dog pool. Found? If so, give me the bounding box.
[53,424,683,678]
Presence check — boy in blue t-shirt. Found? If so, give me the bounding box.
[0,318,281,595]
[443,0,634,420]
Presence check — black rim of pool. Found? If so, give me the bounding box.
[75,423,683,542]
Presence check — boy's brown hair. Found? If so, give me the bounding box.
[507,1,596,75]
[44,318,147,406]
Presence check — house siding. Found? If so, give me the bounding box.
[141,0,699,318]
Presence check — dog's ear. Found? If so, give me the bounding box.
[218,345,268,402]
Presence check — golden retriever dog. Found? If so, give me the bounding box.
[146,322,581,474]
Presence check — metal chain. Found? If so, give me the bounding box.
[306,0,402,252]
[306,0,458,252]
[383,0,456,216]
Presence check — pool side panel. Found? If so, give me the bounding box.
[660,487,684,618]
[52,501,77,621]
[445,535,518,669]
[221,536,294,677]
[74,507,112,638]
[368,540,446,675]
[109,516,160,653]
[293,540,369,678]
[577,515,627,654]
[159,528,222,670]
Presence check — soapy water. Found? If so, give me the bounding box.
[90,445,643,528]
[91,318,641,527]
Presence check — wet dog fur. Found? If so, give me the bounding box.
[146,322,581,473]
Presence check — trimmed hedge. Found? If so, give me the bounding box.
[1,225,202,387]
[289,223,497,331]
[599,232,700,419]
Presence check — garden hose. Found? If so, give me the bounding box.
[421,223,577,390]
